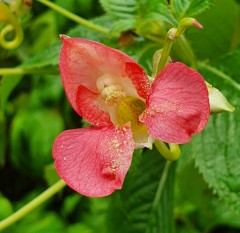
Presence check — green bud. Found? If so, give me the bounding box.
[206,82,235,114]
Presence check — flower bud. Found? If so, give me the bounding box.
[206,82,235,113]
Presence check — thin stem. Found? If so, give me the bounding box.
[0,67,59,76]
[0,179,66,231]
[37,0,118,38]
[0,68,26,75]
[156,33,174,74]
[152,161,172,209]
[176,35,197,68]
[198,62,240,91]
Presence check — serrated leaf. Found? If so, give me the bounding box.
[172,0,215,20]
[100,0,137,19]
[190,52,240,212]
[106,148,175,233]
[111,19,136,34]
[137,0,177,26]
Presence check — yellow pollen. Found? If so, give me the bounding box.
[96,75,126,105]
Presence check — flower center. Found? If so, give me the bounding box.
[116,96,148,142]
[96,74,126,105]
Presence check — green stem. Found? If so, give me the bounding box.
[156,32,175,74]
[0,67,58,75]
[0,68,26,75]
[155,18,202,75]
[154,140,181,161]
[152,161,172,209]
[37,0,118,38]
[0,23,24,50]
[0,179,66,231]
[198,62,240,91]
[176,35,197,68]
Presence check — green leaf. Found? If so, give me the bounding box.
[17,212,65,233]
[10,109,64,176]
[191,51,240,212]
[99,0,137,19]
[0,195,13,220]
[185,0,239,60]
[137,0,177,26]
[172,0,215,20]
[0,15,116,116]
[0,75,23,110]
[106,148,175,233]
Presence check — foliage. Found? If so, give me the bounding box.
[1,0,240,232]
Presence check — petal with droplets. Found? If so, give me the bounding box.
[140,62,210,144]
[53,126,134,197]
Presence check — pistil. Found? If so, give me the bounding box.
[96,74,126,105]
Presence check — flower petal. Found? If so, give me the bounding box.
[125,62,151,99]
[53,126,135,197]
[76,85,112,126]
[59,36,150,117]
[140,62,210,144]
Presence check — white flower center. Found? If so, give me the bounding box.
[96,74,126,105]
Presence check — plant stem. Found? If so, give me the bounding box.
[0,68,58,75]
[0,179,66,231]
[152,161,172,209]
[156,31,175,74]
[198,62,240,91]
[176,35,197,68]
[154,140,181,161]
[37,0,118,38]
[0,68,26,75]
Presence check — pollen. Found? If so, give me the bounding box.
[96,74,126,105]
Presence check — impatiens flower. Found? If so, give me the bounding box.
[53,36,210,197]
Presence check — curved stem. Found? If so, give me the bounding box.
[37,0,118,38]
[152,161,172,209]
[154,140,181,161]
[0,23,24,49]
[0,179,66,231]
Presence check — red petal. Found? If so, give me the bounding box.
[59,36,150,116]
[53,126,134,197]
[76,85,112,126]
[140,62,210,144]
[125,62,151,99]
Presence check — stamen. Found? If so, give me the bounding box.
[96,74,126,105]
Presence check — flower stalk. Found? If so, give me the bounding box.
[154,140,181,161]
[156,18,203,75]
[37,0,118,38]
[0,179,66,231]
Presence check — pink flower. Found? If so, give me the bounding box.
[53,36,210,197]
